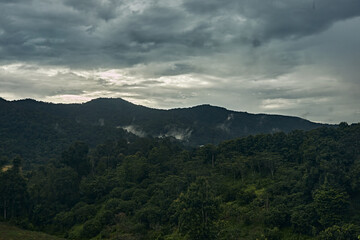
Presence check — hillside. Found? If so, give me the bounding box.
[0,222,64,240]
[1,123,359,239]
[0,97,324,166]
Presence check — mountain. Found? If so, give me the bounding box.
[0,97,325,165]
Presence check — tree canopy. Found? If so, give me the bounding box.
[1,123,360,239]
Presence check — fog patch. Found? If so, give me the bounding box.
[159,127,193,141]
[217,113,234,132]
[258,115,267,126]
[120,125,146,137]
[271,128,281,133]
[98,118,105,126]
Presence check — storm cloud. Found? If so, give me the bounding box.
[0,0,359,123]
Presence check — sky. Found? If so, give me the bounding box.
[0,0,359,124]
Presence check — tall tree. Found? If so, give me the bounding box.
[174,177,220,240]
[61,142,90,177]
[313,185,350,228]
[0,156,28,220]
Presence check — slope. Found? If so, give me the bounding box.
[0,97,325,166]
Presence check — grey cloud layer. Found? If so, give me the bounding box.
[0,0,359,123]
[1,0,359,68]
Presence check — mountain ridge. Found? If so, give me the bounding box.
[0,97,328,122]
[0,97,328,166]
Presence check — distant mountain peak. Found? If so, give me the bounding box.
[0,96,326,145]
[84,97,145,108]
[0,96,329,163]
[87,97,129,102]
[190,104,227,110]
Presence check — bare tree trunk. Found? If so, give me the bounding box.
[257,161,261,174]
[211,154,215,168]
[265,195,269,210]
[11,199,14,218]
[3,199,6,220]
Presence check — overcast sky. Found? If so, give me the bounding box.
[0,0,359,123]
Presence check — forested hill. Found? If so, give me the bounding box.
[1,122,359,239]
[0,97,324,165]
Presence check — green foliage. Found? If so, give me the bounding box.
[313,186,350,228]
[1,123,360,240]
[237,189,256,205]
[27,165,79,226]
[173,177,220,240]
[0,222,64,240]
[0,156,29,220]
[104,198,123,213]
[61,142,90,177]
[112,199,137,215]
[264,204,290,228]
[291,204,318,235]
[53,211,75,231]
[82,218,102,238]
[72,202,97,224]
[97,209,114,226]
[135,205,162,228]
[317,224,360,240]
[79,173,120,202]
[263,227,282,240]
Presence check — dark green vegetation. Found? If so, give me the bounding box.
[0,222,64,240]
[1,122,360,239]
[0,97,323,168]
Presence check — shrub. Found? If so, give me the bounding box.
[82,218,102,238]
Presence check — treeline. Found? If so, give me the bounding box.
[0,98,322,166]
[1,123,360,239]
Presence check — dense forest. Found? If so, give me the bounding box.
[0,98,323,168]
[1,123,360,239]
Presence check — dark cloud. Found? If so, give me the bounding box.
[0,0,359,123]
[183,0,230,14]
[253,0,360,40]
[159,63,198,76]
[1,0,359,67]
[63,0,121,21]
[183,0,360,41]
